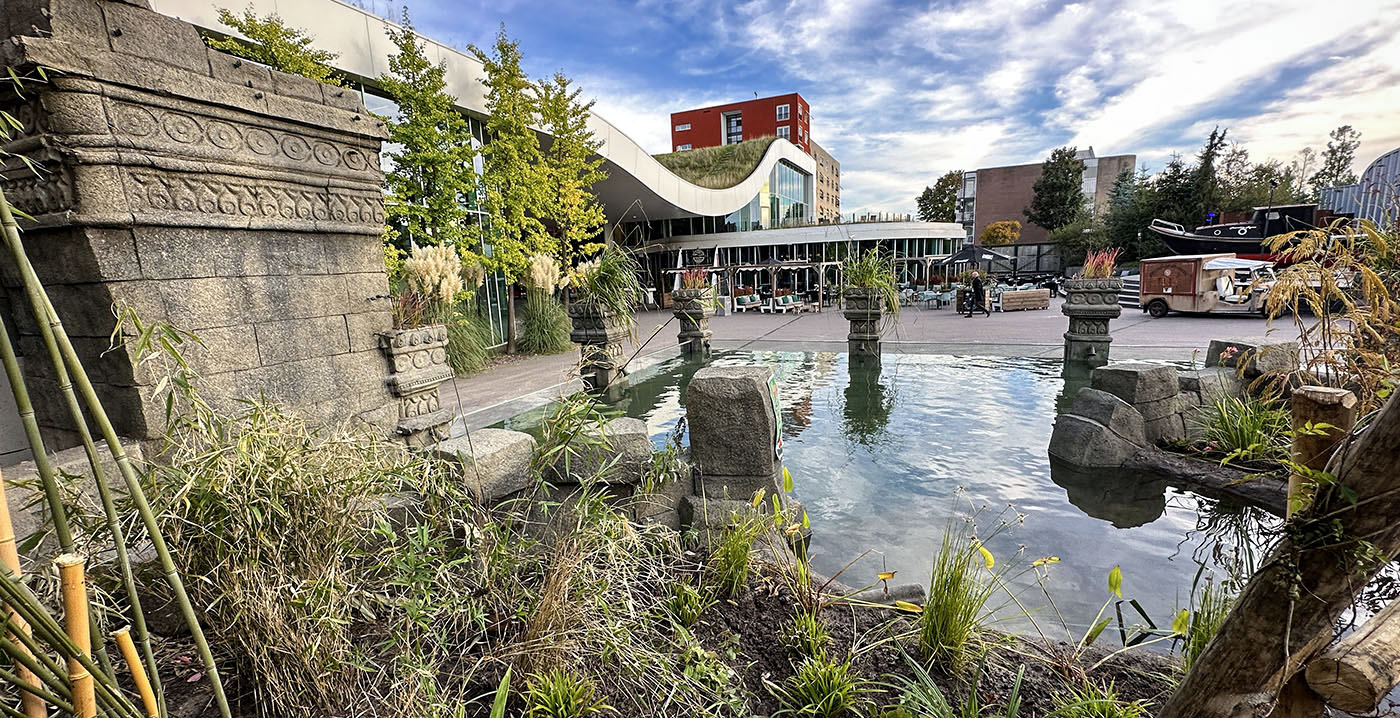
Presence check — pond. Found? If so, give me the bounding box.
[495,350,1274,638]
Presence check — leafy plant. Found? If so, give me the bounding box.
[663,581,713,629]
[708,500,770,598]
[206,6,340,84]
[653,136,779,189]
[781,610,831,659]
[1180,578,1232,672]
[842,247,901,321]
[887,653,1024,718]
[525,669,610,718]
[1046,680,1149,718]
[536,72,608,266]
[980,220,1021,247]
[1078,248,1122,279]
[519,290,572,355]
[769,654,870,718]
[1194,394,1289,466]
[564,245,644,329]
[446,307,494,374]
[680,267,709,290]
[916,525,999,670]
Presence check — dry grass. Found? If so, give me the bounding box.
[653,137,778,189]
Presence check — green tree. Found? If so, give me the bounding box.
[1308,125,1362,198]
[207,5,340,84]
[469,25,550,282]
[1191,126,1228,220]
[535,72,608,266]
[1024,146,1084,231]
[979,220,1019,246]
[379,10,479,256]
[917,170,961,222]
[1103,166,1164,260]
[1048,210,1106,264]
[1153,154,1197,227]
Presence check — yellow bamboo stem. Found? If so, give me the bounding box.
[0,471,46,718]
[55,555,94,718]
[111,628,156,718]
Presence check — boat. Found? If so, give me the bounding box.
[1148,204,1317,260]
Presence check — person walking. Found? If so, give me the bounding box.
[965,271,991,317]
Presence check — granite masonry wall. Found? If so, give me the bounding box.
[0,0,395,446]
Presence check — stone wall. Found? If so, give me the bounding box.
[0,0,394,446]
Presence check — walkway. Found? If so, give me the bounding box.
[445,298,1306,428]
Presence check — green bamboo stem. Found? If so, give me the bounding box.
[0,189,230,718]
[5,618,68,688]
[0,578,139,718]
[0,311,73,553]
[0,219,162,713]
[0,700,32,718]
[0,637,70,702]
[0,665,71,714]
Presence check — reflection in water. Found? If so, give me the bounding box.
[1049,458,1168,529]
[496,350,1274,628]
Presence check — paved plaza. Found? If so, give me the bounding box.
[446,297,1306,427]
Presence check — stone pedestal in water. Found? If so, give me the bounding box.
[672,288,714,357]
[1061,278,1123,368]
[843,288,883,367]
[569,304,628,392]
[379,325,454,446]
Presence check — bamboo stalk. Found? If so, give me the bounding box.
[111,629,156,718]
[0,241,162,714]
[0,631,68,698]
[0,187,228,718]
[55,554,95,718]
[0,470,46,717]
[0,665,71,714]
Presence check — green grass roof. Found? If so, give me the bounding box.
[652,136,778,189]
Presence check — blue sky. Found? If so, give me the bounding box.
[359,0,1400,215]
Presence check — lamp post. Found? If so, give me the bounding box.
[1263,177,1280,239]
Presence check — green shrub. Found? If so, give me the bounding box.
[518,289,573,355]
[781,610,831,659]
[663,580,713,628]
[1196,394,1289,465]
[918,527,998,670]
[446,307,493,374]
[525,669,609,718]
[709,506,768,597]
[1181,579,1233,672]
[770,655,869,718]
[1047,681,1148,718]
[842,247,901,320]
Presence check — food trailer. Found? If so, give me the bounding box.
[1139,253,1275,318]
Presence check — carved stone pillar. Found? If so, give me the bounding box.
[671,287,713,357]
[568,304,627,392]
[842,287,883,367]
[0,0,395,446]
[1061,278,1124,368]
[379,325,454,447]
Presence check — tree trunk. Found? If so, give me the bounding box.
[1158,393,1400,718]
[1288,386,1358,517]
[1303,597,1400,713]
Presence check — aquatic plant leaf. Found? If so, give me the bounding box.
[1084,618,1111,646]
[783,466,794,493]
[894,600,923,613]
[1171,609,1190,636]
[801,509,810,530]
[877,571,895,581]
[973,540,994,569]
[1108,565,1123,598]
[491,667,511,718]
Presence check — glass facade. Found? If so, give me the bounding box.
[624,160,812,241]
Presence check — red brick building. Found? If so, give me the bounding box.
[670,93,811,153]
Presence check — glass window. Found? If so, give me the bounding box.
[776,104,790,121]
[777,126,790,139]
[676,144,691,151]
[674,123,690,131]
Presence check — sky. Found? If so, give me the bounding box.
[361,0,1400,215]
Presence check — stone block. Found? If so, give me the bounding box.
[207,49,275,92]
[4,436,144,560]
[6,0,109,47]
[133,228,323,280]
[435,429,536,502]
[10,228,143,286]
[686,366,778,477]
[696,471,781,503]
[270,70,326,103]
[1134,395,1182,422]
[237,354,340,405]
[549,417,652,486]
[634,474,693,531]
[1047,414,1139,469]
[342,271,392,308]
[1067,387,1146,447]
[1092,363,1179,405]
[1144,414,1187,444]
[346,311,393,353]
[101,2,210,75]
[1181,367,1246,402]
[254,315,350,365]
[1204,339,1297,376]
[321,85,365,113]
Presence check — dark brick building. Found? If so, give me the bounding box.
[669,93,811,154]
[959,149,1136,246]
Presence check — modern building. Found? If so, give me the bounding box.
[1319,145,1400,227]
[956,148,1135,273]
[811,140,841,223]
[670,93,811,153]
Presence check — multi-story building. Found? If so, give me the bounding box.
[811,140,841,223]
[956,148,1136,272]
[670,93,811,153]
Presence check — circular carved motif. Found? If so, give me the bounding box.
[312,142,340,166]
[207,121,241,149]
[412,351,429,369]
[245,129,277,156]
[343,149,367,171]
[115,105,157,136]
[430,348,446,365]
[162,113,203,144]
[280,135,312,161]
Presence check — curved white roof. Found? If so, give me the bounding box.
[150,0,815,221]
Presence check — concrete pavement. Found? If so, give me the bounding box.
[445,297,1305,427]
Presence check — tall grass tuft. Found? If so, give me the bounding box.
[769,654,869,718]
[1195,394,1289,465]
[518,289,573,355]
[888,653,1024,718]
[709,505,769,598]
[1181,579,1233,672]
[446,305,494,374]
[781,610,831,659]
[525,669,610,718]
[1047,680,1148,718]
[918,525,999,670]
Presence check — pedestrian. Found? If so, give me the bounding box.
[966,271,991,317]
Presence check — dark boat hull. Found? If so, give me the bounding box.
[1149,223,1271,260]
